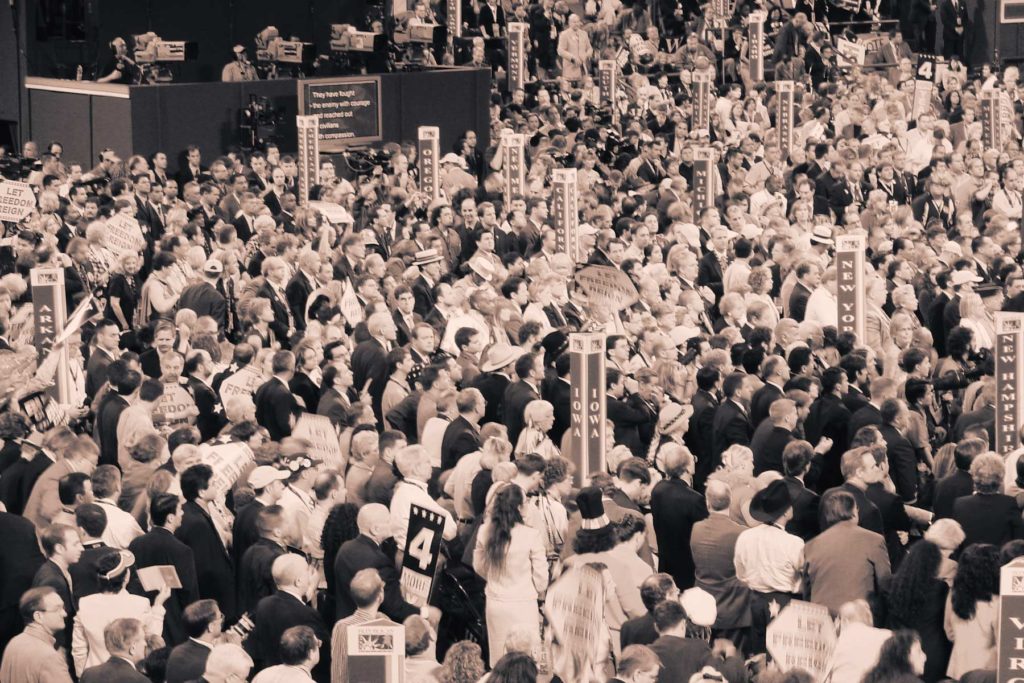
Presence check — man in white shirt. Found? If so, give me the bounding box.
[91,465,143,548]
[805,266,840,328]
[389,445,457,553]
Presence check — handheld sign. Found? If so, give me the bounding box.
[550,168,579,261]
[0,180,36,223]
[104,213,146,256]
[911,80,934,121]
[347,619,405,682]
[776,81,796,159]
[218,365,265,406]
[399,504,445,608]
[835,234,866,344]
[293,413,344,469]
[545,564,609,683]
[507,23,529,93]
[574,265,639,312]
[201,437,255,498]
[296,115,320,206]
[568,334,607,486]
[418,126,441,202]
[766,600,836,682]
[153,383,197,433]
[995,313,1024,455]
[18,391,57,431]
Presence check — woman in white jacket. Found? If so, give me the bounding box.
[72,549,169,676]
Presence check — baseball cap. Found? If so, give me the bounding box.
[248,466,288,489]
[203,258,224,275]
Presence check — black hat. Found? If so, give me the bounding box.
[541,330,569,366]
[577,486,610,530]
[748,480,793,524]
[977,283,1004,298]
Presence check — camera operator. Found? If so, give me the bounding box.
[96,37,139,84]
[222,45,259,82]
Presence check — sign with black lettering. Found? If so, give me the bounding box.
[418,126,441,202]
[693,147,714,210]
[569,333,607,486]
[693,71,712,130]
[400,505,444,607]
[153,383,197,433]
[777,81,795,159]
[766,601,836,681]
[995,313,1024,456]
[31,268,68,403]
[551,168,578,260]
[0,181,36,223]
[598,60,617,104]
[835,234,866,343]
[507,23,528,93]
[298,77,383,151]
[296,115,320,206]
[748,11,766,83]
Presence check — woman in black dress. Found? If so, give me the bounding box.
[883,540,951,682]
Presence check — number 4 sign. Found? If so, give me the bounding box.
[399,505,445,607]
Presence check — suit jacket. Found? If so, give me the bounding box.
[803,520,890,614]
[237,538,286,617]
[392,310,422,347]
[317,387,351,429]
[186,376,225,443]
[750,423,794,476]
[547,378,572,446]
[411,276,436,318]
[502,380,540,447]
[0,513,45,647]
[85,348,115,404]
[620,613,659,649]
[697,252,725,300]
[848,404,883,446]
[175,501,236,621]
[608,396,654,459]
[472,372,511,426]
[650,478,709,590]
[804,394,851,492]
[351,338,389,422]
[440,416,481,472]
[750,383,784,429]
[878,423,919,502]
[932,469,974,520]
[789,282,812,322]
[256,281,292,346]
[649,635,714,683]
[711,400,753,462]
[784,476,821,541]
[954,404,995,443]
[95,393,130,469]
[166,639,211,683]
[289,372,320,413]
[953,493,1024,548]
[177,282,226,327]
[940,0,968,41]
[690,513,751,629]
[285,272,315,333]
[686,389,719,483]
[69,542,109,602]
[231,214,255,243]
[246,591,330,682]
[821,483,884,536]
[254,377,298,441]
[128,527,200,646]
[79,656,150,683]
[333,535,418,623]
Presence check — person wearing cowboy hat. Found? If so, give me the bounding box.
[439,153,477,195]
[470,343,526,426]
[733,479,804,653]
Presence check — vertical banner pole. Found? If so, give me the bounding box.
[503,133,526,209]
[31,268,68,404]
[550,169,579,261]
[982,90,1003,152]
[835,234,867,344]
[776,81,795,160]
[997,557,1024,683]
[507,23,528,93]
[418,126,441,203]
[598,60,617,104]
[995,312,1024,455]
[569,333,607,487]
[693,71,712,130]
[446,0,462,39]
[692,148,715,211]
[748,11,766,84]
[296,115,320,207]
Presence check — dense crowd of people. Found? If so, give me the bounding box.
[1,0,1022,682]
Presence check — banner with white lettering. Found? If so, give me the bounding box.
[293,413,344,469]
[777,81,795,159]
[446,0,462,39]
[503,132,526,207]
[835,234,866,343]
[400,504,445,607]
[31,268,68,403]
[693,71,712,130]
[0,180,37,223]
[598,60,617,104]
[998,557,1024,683]
[296,115,320,206]
[418,126,441,202]
[201,438,255,497]
[568,333,607,486]
[748,11,766,83]
[982,90,1004,151]
[995,313,1024,455]
[693,148,715,210]
[550,168,578,260]
[507,23,529,92]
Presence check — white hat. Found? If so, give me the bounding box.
[810,225,834,245]
[249,466,289,489]
[203,258,223,275]
[680,587,717,628]
[951,270,983,286]
[414,249,443,267]
[440,153,467,169]
[468,258,495,281]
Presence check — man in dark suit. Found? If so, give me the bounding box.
[285,254,318,334]
[953,390,996,443]
[750,356,788,428]
[607,369,656,459]
[32,523,79,654]
[333,504,419,623]
[351,312,397,423]
[697,226,732,302]
[502,352,544,447]
[237,506,288,616]
[69,504,109,601]
[94,362,140,469]
[648,601,720,683]
[165,599,222,683]
[245,554,330,681]
[0,510,45,654]
[847,379,895,448]
[176,146,208,189]
[440,389,484,472]
[128,493,199,646]
[254,351,300,442]
[804,368,853,493]
[788,261,820,322]
[85,320,121,404]
[257,261,294,346]
[940,0,968,58]
[878,400,921,503]
[626,370,660,455]
[471,344,523,426]
[546,355,573,446]
[620,574,675,649]
[933,439,982,519]
[783,441,822,541]
[317,365,354,429]
[391,286,421,347]
[686,367,721,492]
[711,373,754,467]
[178,261,227,328]
[751,399,798,476]
[288,347,321,414]
[175,465,237,622]
[839,354,871,415]
[79,617,151,683]
[184,351,226,443]
[820,448,885,536]
[411,251,443,317]
[650,447,708,590]
[953,453,1024,548]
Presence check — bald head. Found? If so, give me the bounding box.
[271,553,308,588]
[769,398,797,425]
[356,503,392,539]
[203,644,254,683]
[705,479,731,512]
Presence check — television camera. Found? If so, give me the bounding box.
[132,32,197,83]
[255,26,315,78]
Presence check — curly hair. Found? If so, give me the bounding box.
[541,457,573,491]
[951,544,1000,620]
[862,631,921,683]
[437,641,486,683]
[0,412,30,440]
[485,485,525,572]
[885,540,942,626]
[321,503,360,570]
